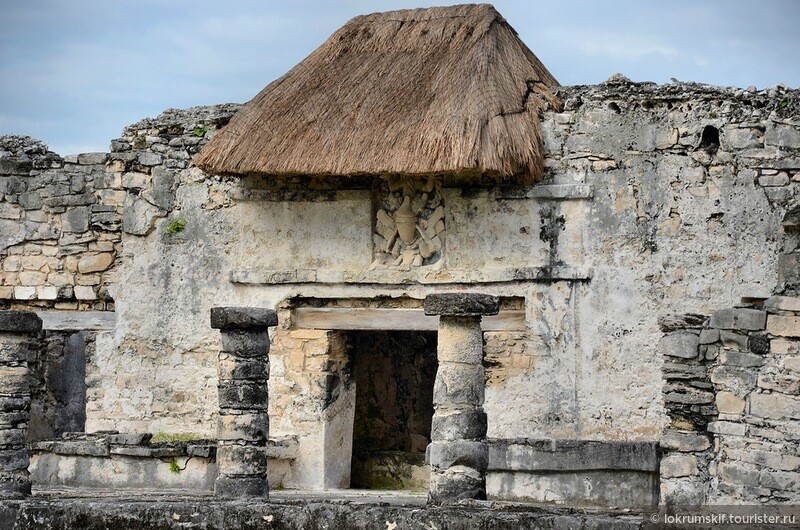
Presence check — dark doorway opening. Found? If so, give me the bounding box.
[348,330,437,491]
[29,330,87,441]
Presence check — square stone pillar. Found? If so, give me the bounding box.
[0,311,42,499]
[424,293,499,504]
[211,307,278,498]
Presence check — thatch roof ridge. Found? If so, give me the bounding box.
[332,4,500,51]
[195,3,559,182]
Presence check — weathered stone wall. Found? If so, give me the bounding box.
[89,82,798,443]
[2,79,797,503]
[84,105,242,435]
[29,435,299,494]
[0,137,120,468]
[268,320,353,489]
[0,136,119,309]
[523,80,799,443]
[487,438,659,508]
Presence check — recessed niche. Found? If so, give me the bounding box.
[699,125,720,151]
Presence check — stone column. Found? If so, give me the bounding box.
[424,293,499,504]
[0,311,42,499]
[210,307,277,498]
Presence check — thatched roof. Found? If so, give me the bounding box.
[195,3,560,183]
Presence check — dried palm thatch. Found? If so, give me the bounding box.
[195,3,560,183]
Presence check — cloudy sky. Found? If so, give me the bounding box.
[1,0,798,154]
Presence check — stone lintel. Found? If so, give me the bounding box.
[210,307,278,330]
[0,311,42,334]
[36,310,115,331]
[293,307,525,332]
[424,293,499,317]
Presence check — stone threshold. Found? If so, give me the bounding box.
[231,266,593,286]
[0,495,646,530]
[30,489,429,504]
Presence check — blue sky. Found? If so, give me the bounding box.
[1,0,798,154]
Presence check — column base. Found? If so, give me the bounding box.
[214,475,268,498]
[428,466,486,504]
[0,472,31,499]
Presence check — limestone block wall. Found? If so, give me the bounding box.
[659,301,800,505]
[268,309,352,489]
[711,299,800,504]
[658,313,718,504]
[0,136,120,449]
[0,136,119,309]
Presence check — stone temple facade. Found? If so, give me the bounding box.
[0,4,799,528]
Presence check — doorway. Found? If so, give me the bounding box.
[347,330,437,491]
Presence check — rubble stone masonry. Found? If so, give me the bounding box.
[0,136,119,309]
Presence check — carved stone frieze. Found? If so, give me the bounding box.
[371,175,445,270]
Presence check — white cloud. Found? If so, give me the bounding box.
[540,27,678,62]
